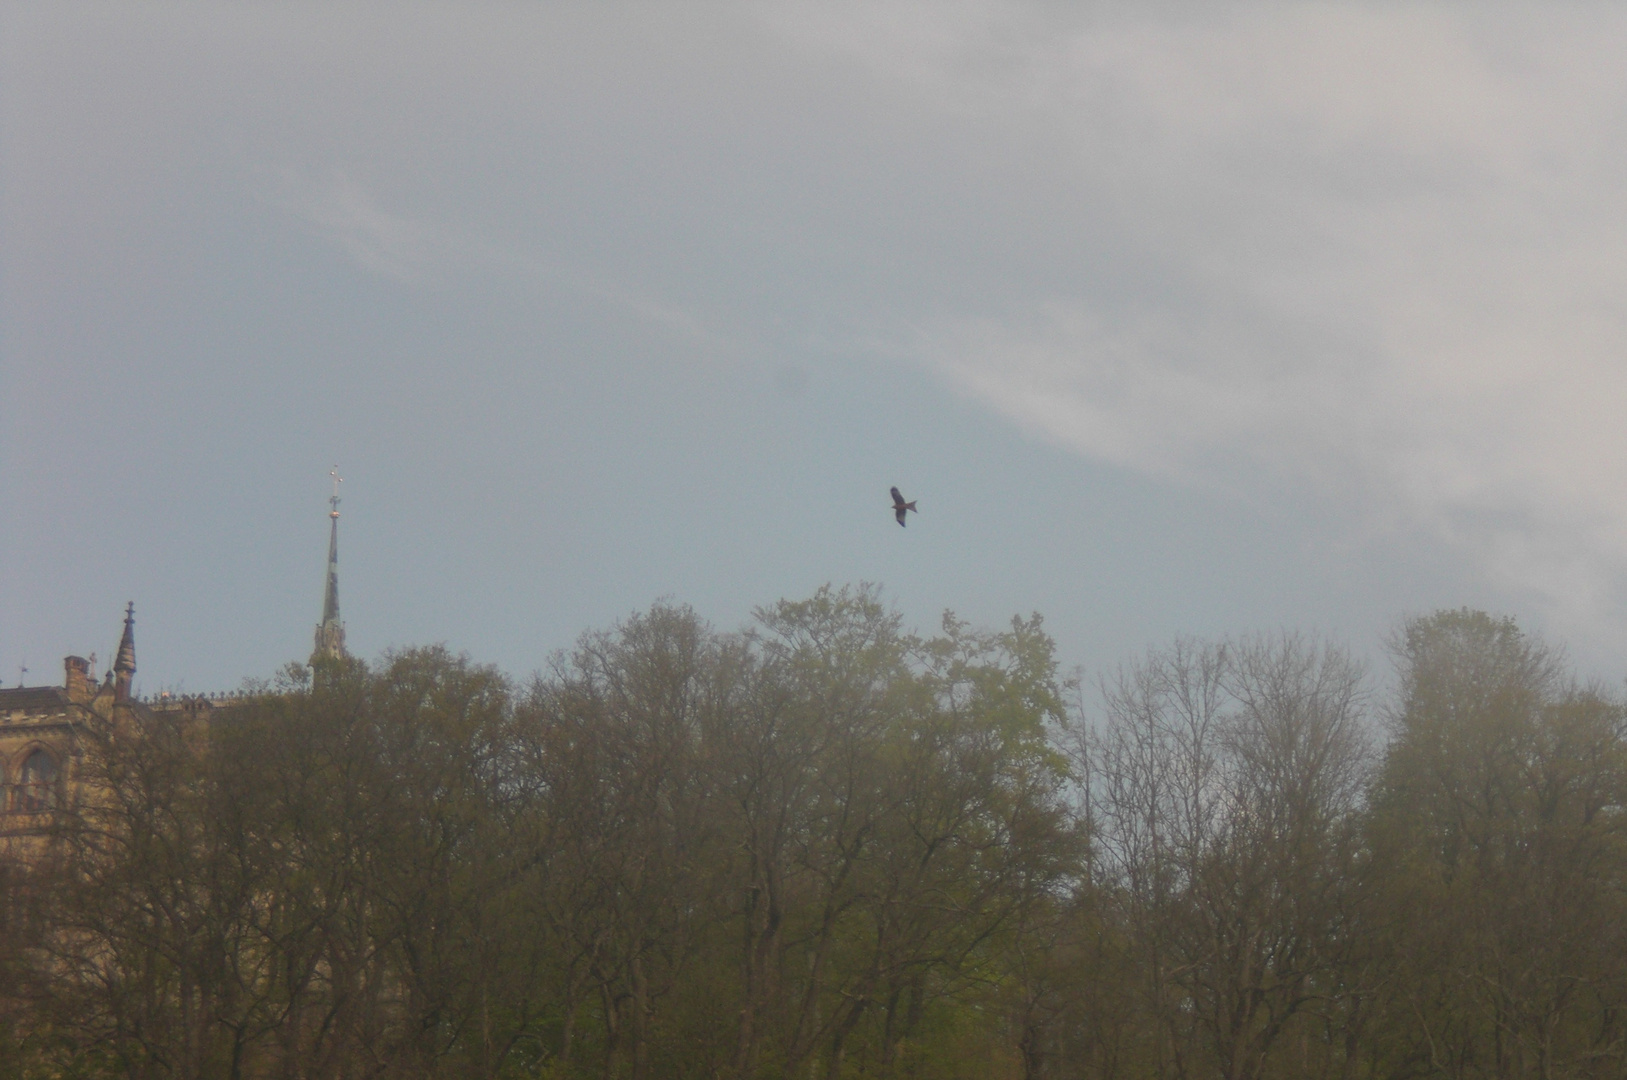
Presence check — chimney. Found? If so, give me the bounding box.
[64,655,92,703]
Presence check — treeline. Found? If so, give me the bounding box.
[2,586,1626,1080]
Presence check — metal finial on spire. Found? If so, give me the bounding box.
[314,469,347,661]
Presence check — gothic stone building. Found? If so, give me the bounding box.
[0,481,347,843]
[0,607,139,844]
[0,607,246,849]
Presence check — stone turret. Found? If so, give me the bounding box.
[113,602,136,702]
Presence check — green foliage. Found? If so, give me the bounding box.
[6,598,1627,1080]
[1362,609,1627,1080]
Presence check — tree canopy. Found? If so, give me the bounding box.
[3,591,1626,1080]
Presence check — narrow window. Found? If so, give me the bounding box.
[17,750,58,812]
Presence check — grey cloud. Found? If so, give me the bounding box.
[770,3,1627,652]
[9,1,1627,684]
[279,172,434,282]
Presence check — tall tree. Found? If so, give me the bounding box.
[1365,610,1627,1080]
[1083,633,1371,1080]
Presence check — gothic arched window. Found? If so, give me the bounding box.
[16,750,58,812]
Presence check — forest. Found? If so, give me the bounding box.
[1,584,1624,1080]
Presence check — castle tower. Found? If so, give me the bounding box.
[113,602,136,702]
[313,468,346,662]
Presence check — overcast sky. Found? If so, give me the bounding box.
[5,2,1627,695]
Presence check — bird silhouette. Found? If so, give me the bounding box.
[891,486,917,527]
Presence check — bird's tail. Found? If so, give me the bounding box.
[905,501,917,513]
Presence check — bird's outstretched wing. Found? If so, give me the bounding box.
[891,486,917,525]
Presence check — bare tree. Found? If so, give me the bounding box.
[1085,633,1371,1080]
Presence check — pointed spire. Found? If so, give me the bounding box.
[114,602,136,701]
[313,468,346,662]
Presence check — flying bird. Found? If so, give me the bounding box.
[890,486,917,527]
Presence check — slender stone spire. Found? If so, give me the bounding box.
[114,601,137,702]
[313,467,346,661]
